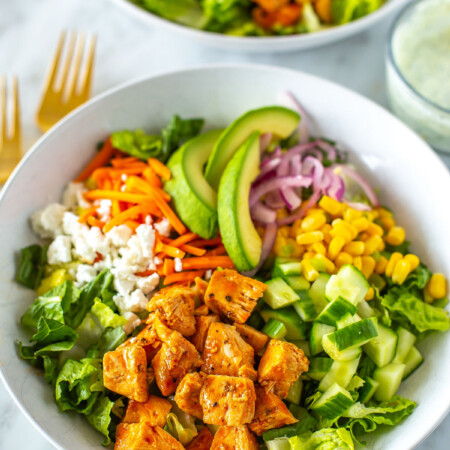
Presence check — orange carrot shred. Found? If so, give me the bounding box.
[179,244,206,256]
[75,138,115,182]
[163,270,205,286]
[160,244,185,259]
[148,158,171,181]
[204,245,227,257]
[103,203,159,233]
[189,237,223,248]
[170,232,199,248]
[153,192,186,235]
[181,256,234,270]
[135,270,156,277]
[78,206,98,223]
[87,216,105,228]
[125,176,171,202]
[84,190,154,204]
[123,220,141,232]
[163,259,175,276]
[143,167,163,188]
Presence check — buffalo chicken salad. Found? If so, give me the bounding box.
[16,96,449,449]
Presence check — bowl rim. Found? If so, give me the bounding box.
[1,63,449,450]
[111,0,411,47]
[387,0,450,115]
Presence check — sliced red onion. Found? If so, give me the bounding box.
[253,169,277,187]
[265,190,285,209]
[277,189,322,226]
[333,164,380,207]
[302,156,324,188]
[290,155,302,175]
[251,202,277,223]
[327,172,345,201]
[316,140,337,160]
[281,141,318,163]
[260,133,273,153]
[280,187,302,210]
[344,201,372,211]
[278,91,310,144]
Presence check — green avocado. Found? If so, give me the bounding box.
[205,106,300,190]
[218,131,262,271]
[165,129,223,239]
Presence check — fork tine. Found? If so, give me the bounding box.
[78,35,96,101]
[56,31,77,93]
[65,33,85,101]
[0,76,6,146]
[11,77,22,151]
[42,31,67,93]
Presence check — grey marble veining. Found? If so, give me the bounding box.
[0,0,448,448]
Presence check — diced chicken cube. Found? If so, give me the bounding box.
[147,286,196,337]
[151,317,201,396]
[194,304,210,316]
[120,321,161,362]
[122,395,172,427]
[194,277,209,300]
[234,323,270,354]
[185,426,214,450]
[191,314,220,353]
[249,386,297,435]
[175,372,205,419]
[103,345,148,402]
[210,426,259,450]
[200,375,256,426]
[115,423,184,450]
[258,339,309,398]
[202,323,257,380]
[204,270,266,323]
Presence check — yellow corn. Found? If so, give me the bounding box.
[296,231,323,245]
[343,208,362,222]
[377,239,386,252]
[365,287,374,300]
[276,208,289,219]
[322,223,333,244]
[385,252,403,277]
[361,256,376,279]
[311,242,327,255]
[314,254,336,274]
[292,219,303,237]
[307,208,324,216]
[278,227,290,238]
[385,226,406,246]
[359,232,370,242]
[381,216,396,231]
[377,207,393,219]
[330,222,353,243]
[335,252,353,268]
[301,213,327,232]
[288,239,303,258]
[404,254,420,271]
[328,236,346,260]
[367,222,384,236]
[273,236,286,256]
[302,251,316,260]
[351,217,370,232]
[343,241,365,256]
[302,258,320,282]
[375,256,389,275]
[427,273,448,299]
[353,256,362,271]
[366,210,379,221]
[364,235,383,255]
[319,195,344,216]
[392,259,412,285]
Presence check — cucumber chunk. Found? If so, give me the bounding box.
[264,278,300,309]
[308,357,334,381]
[322,338,363,361]
[326,265,369,305]
[291,340,311,357]
[310,322,335,355]
[358,377,379,404]
[319,356,360,392]
[357,299,376,319]
[373,363,405,401]
[363,324,398,368]
[285,378,303,405]
[316,296,357,326]
[402,346,424,380]
[260,306,308,340]
[272,259,303,277]
[293,291,317,322]
[392,327,417,364]
[311,383,354,420]
[285,276,310,292]
[262,319,287,339]
[309,273,331,313]
[266,438,291,450]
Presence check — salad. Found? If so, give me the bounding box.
[130,0,386,36]
[16,97,449,449]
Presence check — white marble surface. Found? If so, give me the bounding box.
[0,0,448,448]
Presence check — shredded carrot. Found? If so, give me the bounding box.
[170,232,199,248]
[78,206,98,223]
[110,157,141,168]
[189,237,223,248]
[87,216,105,228]
[163,259,175,276]
[125,176,171,202]
[181,256,234,270]
[204,245,227,257]
[148,158,171,181]
[163,270,205,286]
[153,192,186,235]
[179,244,206,256]
[75,138,115,182]
[136,270,156,277]
[160,243,185,259]
[143,167,163,188]
[156,264,165,277]
[103,203,159,233]
[84,190,154,204]
[111,179,122,216]
[123,220,141,232]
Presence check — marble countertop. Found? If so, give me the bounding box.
[0,0,449,448]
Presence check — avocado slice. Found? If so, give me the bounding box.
[205,106,300,190]
[218,131,262,271]
[165,129,223,239]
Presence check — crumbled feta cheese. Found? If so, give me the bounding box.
[121,174,128,182]
[76,264,98,285]
[31,203,67,239]
[136,225,155,258]
[106,225,132,247]
[62,212,86,237]
[205,270,213,280]
[122,312,141,335]
[115,289,148,314]
[154,217,171,237]
[174,257,183,273]
[72,233,97,264]
[145,215,152,225]
[84,226,110,256]
[136,273,160,295]
[96,199,112,222]
[62,182,90,209]
[154,256,162,265]
[47,235,72,265]
[120,185,127,192]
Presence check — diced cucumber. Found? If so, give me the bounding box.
[264,278,300,309]
[336,313,360,329]
[369,273,386,291]
[309,273,331,314]
[326,265,369,305]
[272,257,302,278]
[310,257,327,272]
[293,290,317,322]
[262,319,287,339]
[260,306,308,340]
[285,276,310,291]
[286,378,303,405]
[308,357,333,381]
[392,327,417,364]
[291,340,311,357]
[357,300,376,319]
[322,338,362,362]
[402,346,424,380]
[311,383,354,420]
[316,296,357,326]
[337,265,370,300]
[363,324,398,368]
[358,377,379,404]
[319,357,360,392]
[266,438,291,450]
[322,317,378,361]
[246,310,265,330]
[373,363,405,401]
[310,322,335,355]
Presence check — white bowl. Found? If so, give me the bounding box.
[111,0,410,52]
[0,65,449,449]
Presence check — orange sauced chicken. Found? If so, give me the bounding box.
[211,426,259,450]
[190,314,220,353]
[234,323,270,355]
[115,423,184,450]
[174,371,206,419]
[119,320,161,362]
[122,396,172,427]
[185,427,214,450]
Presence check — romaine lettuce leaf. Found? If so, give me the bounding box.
[137,0,205,27]
[289,428,354,450]
[86,327,126,359]
[16,244,47,289]
[87,396,115,446]
[203,0,251,32]
[331,0,383,25]
[164,398,198,445]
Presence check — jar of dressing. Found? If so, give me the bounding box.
[386,0,450,153]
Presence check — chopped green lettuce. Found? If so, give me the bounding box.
[137,0,205,27]
[289,428,354,449]
[164,398,198,445]
[202,0,251,32]
[87,396,116,446]
[16,244,48,289]
[331,0,383,25]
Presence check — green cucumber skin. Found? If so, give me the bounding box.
[316,296,358,326]
[402,346,424,380]
[363,324,398,368]
[358,377,379,404]
[325,317,378,351]
[264,278,300,310]
[310,322,335,355]
[293,290,317,322]
[319,357,360,392]
[308,357,334,381]
[260,306,308,340]
[309,273,331,313]
[373,363,405,402]
[263,319,288,339]
[312,383,354,420]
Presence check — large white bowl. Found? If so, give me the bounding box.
[111,0,411,52]
[0,65,449,449]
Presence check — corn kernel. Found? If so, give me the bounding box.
[276,208,289,219]
[302,251,316,260]
[302,258,320,282]
[292,219,303,237]
[375,256,389,274]
[306,208,324,216]
[328,236,346,260]
[381,217,396,231]
[377,207,393,219]
[301,213,327,232]
[365,287,374,301]
[361,256,376,279]
[392,259,412,285]
[330,222,353,244]
[311,242,327,255]
[353,256,362,270]
[319,195,344,216]
[385,252,403,277]
[404,254,420,271]
[364,235,383,255]
[427,273,448,299]
[343,208,362,222]
[321,224,333,244]
[385,226,406,246]
[377,239,386,252]
[351,217,370,232]
[343,241,365,256]
[335,252,353,268]
[359,232,370,241]
[365,210,379,221]
[313,254,336,274]
[367,222,384,236]
[287,239,303,258]
[278,227,290,238]
[296,231,323,245]
[342,221,359,240]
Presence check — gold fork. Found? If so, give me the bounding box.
[0,76,22,183]
[36,31,96,132]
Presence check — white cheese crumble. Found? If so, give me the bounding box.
[174,257,183,273]
[31,203,67,239]
[122,312,141,335]
[62,182,90,210]
[47,235,72,265]
[154,217,171,237]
